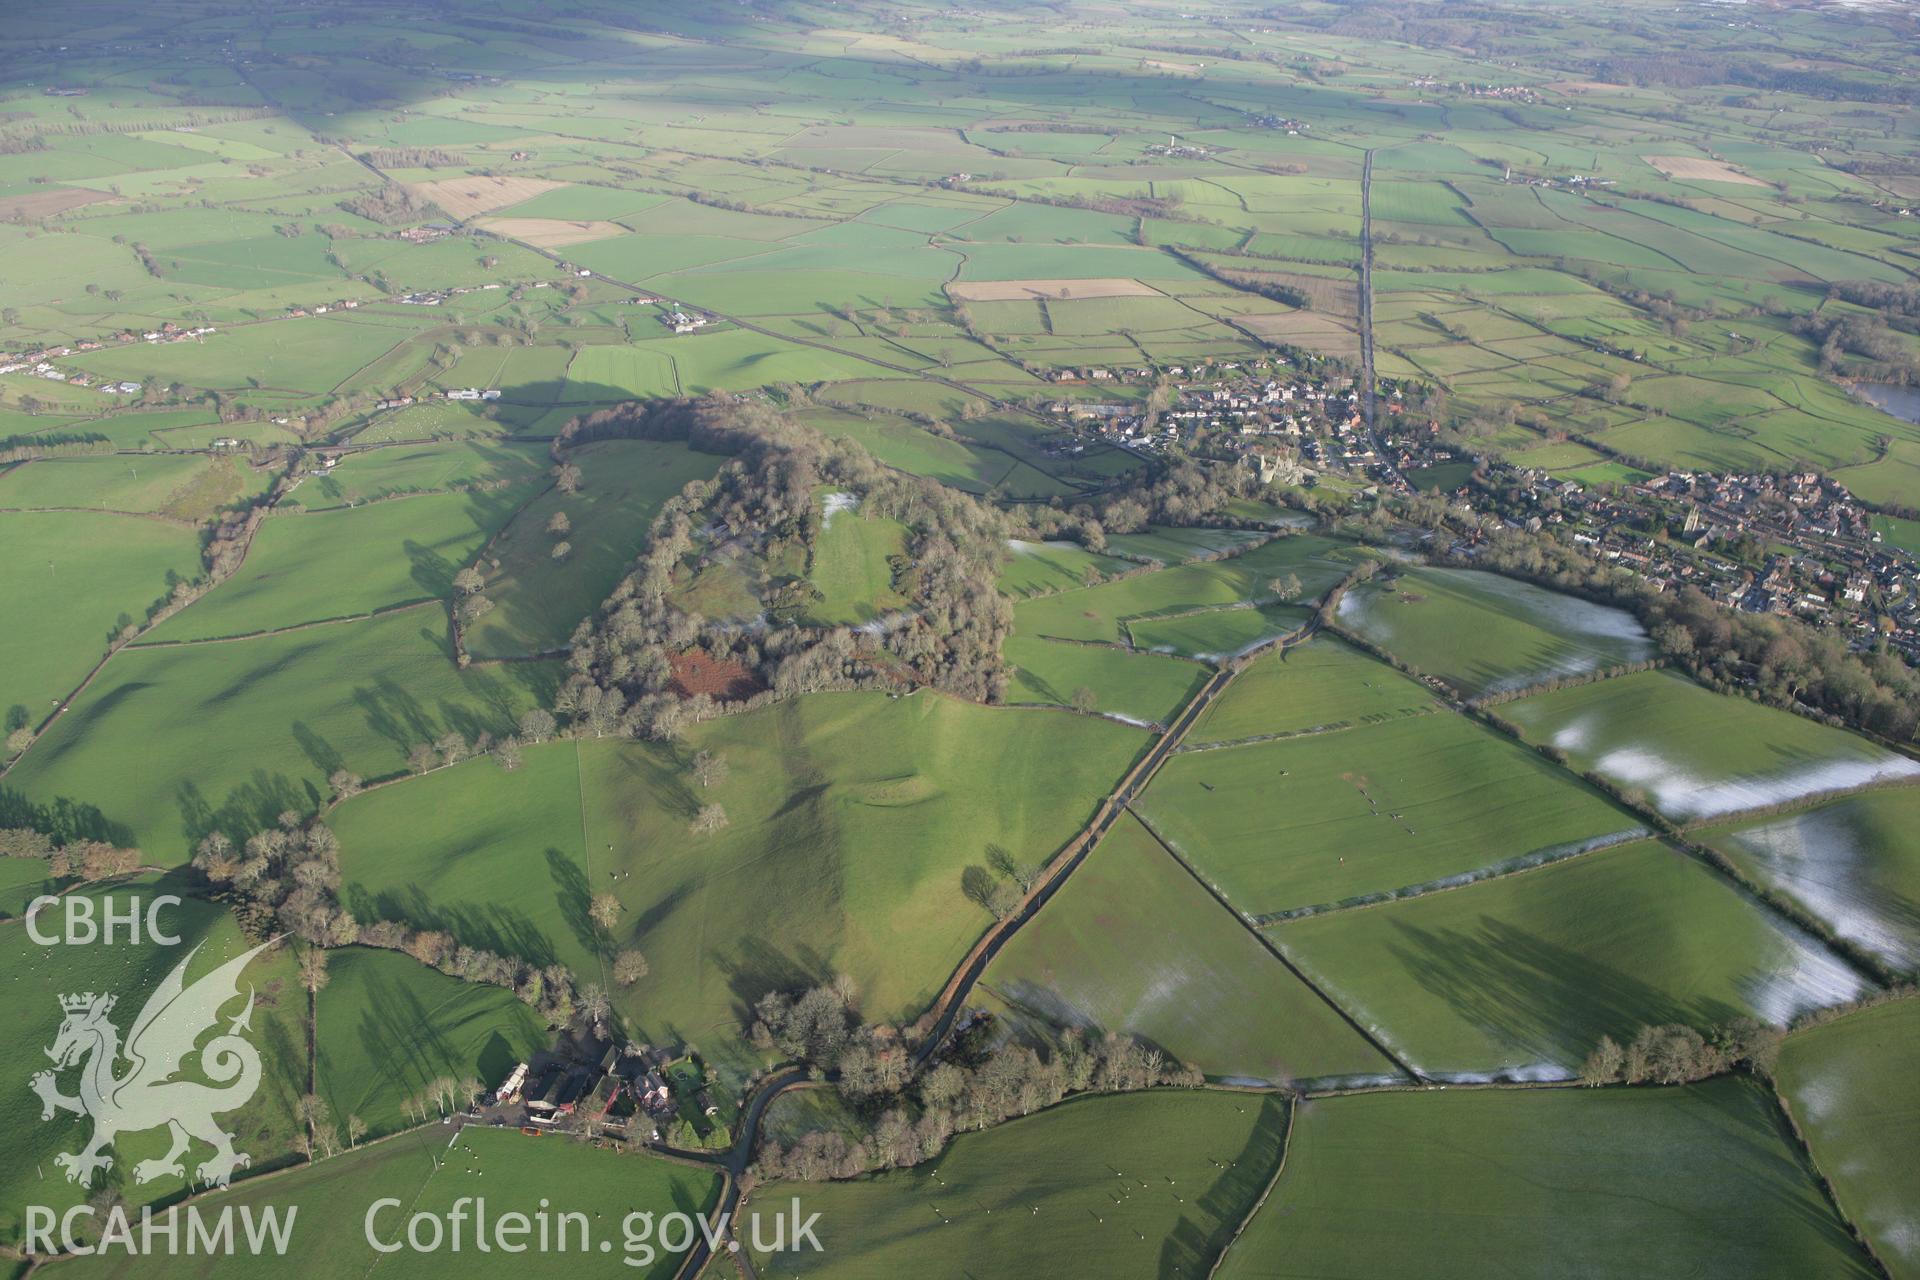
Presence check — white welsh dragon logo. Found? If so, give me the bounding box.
[31,941,271,1189]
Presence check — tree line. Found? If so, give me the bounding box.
[189,813,585,1028]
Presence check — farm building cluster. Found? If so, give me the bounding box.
[491,1034,722,1145]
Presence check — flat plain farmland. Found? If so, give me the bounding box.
[0,509,200,726]
[145,485,539,641]
[982,814,1395,1085]
[1187,635,1438,745]
[1776,997,1920,1279]
[751,1090,1287,1280]
[1500,670,1920,821]
[1103,526,1270,563]
[1270,841,1865,1079]
[1216,1081,1876,1280]
[1003,633,1207,725]
[464,439,721,657]
[1139,710,1639,917]
[1012,536,1350,645]
[997,538,1133,598]
[0,451,269,520]
[576,693,1149,1083]
[1335,566,1653,697]
[1125,603,1310,660]
[4,608,556,860]
[1701,785,1920,973]
[471,216,628,248]
[945,277,1159,301]
[403,174,566,219]
[67,317,415,397]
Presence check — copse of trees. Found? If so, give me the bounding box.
[745,976,1203,1184]
[1579,1018,1783,1087]
[1018,455,1269,554]
[188,812,582,1025]
[191,814,355,946]
[551,395,1016,739]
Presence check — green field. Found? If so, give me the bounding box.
[1013,537,1350,646]
[0,510,200,729]
[799,408,1013,494]
[752,1089,1287,1279]
[1502,670,1920,821]
[334,743,597,977]
[1699,787,1920,974]
[1336,567,1653,697]
[464,439,721,657]
[984,814,1394,1085]
[1188,636,1437,745]
[0,453,267,520]
[0,855,55,920]
[1218,1080,1875,1279]
[283,440,548,509]
[57,1127,721,1280]
[1002,633,1207,725]
[1103,527,1271,563]
[1271,840,1866,1078]
[758,1085,868,1149]
[1126,603,1311,660]
[5,608,556,860]
[1139,710,1639,918]
[149,486,538,641]
[997,539,1133,598]
[0,881,306,1246]
[315,946,548,1139]
[1776,997,1920,1279]
[801,492,908,627]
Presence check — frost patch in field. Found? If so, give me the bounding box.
[820,490,859,527]
[1425,1063,1574,1085]
[1714,808,1920,969]
[1875,1219,1920,1267]
[1585,742,1920,820]
[1738,929,1867,1026]
[1304,1072,1407,1091]
[1793,1071,1843,1124]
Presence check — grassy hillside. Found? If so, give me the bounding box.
[6,608,557,859]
